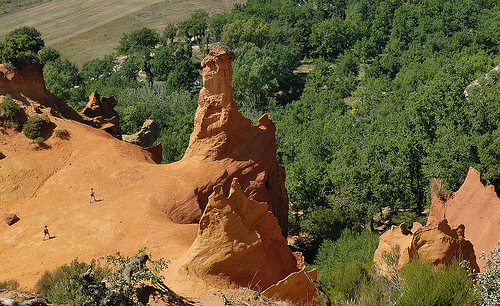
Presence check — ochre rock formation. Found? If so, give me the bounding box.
[144,143,163,164]
[374,219,479,275]
[373,223,416,277]
[0,43,290,300]
[79,91,122,139]
[177,178,298,291]
[262,268,320,306]
[0,64,80,121]
[411,219,479,272]
[428,166,500,269]
[165,43,289,235]
[122,119,160,147]
[0,65,123,140]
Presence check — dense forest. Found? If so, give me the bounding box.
[2,0,500,303]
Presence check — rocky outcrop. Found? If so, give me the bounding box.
[172,43,289,235]
[144,143,163,164]
[178,178,298,291]
[428,167,500,269]
[177,178,320,304]
[4,214,19,226]
[122,119,160,147]
[0,65,124,140]
[79,91,122,139]
[373,223,416,277]
[411,220,478,272]
[374,219,479,276]
[0,64,80,121]
[262,268,320,306]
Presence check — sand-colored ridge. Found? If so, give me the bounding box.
[428,167,500,269]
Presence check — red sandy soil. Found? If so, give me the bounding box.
[0,116,204,295]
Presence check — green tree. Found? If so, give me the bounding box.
[116,27,159,57]
[6,26,45,54]
[43,59,85,104]
[162,23,177,44]
[309,18,360,61]
[116,86,196,163]
[165,59,198,92]
[80,55,116,85]
[38,47,61,63]
[177,9,208,44]
[232,46,278,113]
[222,17,270,49]
[149,42,193,82]
[0,34,39,69]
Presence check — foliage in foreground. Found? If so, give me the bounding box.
[314,230,380,302]
[314,229,485,305]
[0,279,19,289]
[475,242,500,305]
[34,249,169,305]
[396,260,480,306]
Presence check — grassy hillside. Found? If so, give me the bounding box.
[0,0,245,66]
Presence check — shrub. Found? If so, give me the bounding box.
[0,96,21,118]
[34,249,169,305]
[476,242,500,305]
[54,129,69,139]
[314,229,379,303]
[396,259,480,306]
[22,115,45,139]
[34,259,92,304]
[35,136,45,145]
[0,279,19,289]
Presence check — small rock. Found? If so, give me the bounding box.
[4,214,19,226]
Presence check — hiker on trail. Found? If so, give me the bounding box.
[43,225,50,241]
[90,188,96,203]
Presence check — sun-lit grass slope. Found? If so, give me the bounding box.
[0,0,245,65]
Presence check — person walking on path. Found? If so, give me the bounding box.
[90,188,96,203]
[43,225,50,241]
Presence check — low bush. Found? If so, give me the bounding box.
[22,115,44,139]
[34,258,97,304]
[54,129,69,138]
[35,136,45,145]
[476,242,500,305]
[0,96,21,118]
[34,249,169,305]
[314,229,379,303]
[396,259,480,306]
[0,279,19,289]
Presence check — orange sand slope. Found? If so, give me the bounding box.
[0,117,199,290]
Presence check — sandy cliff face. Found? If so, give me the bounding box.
[428,167,500,268]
